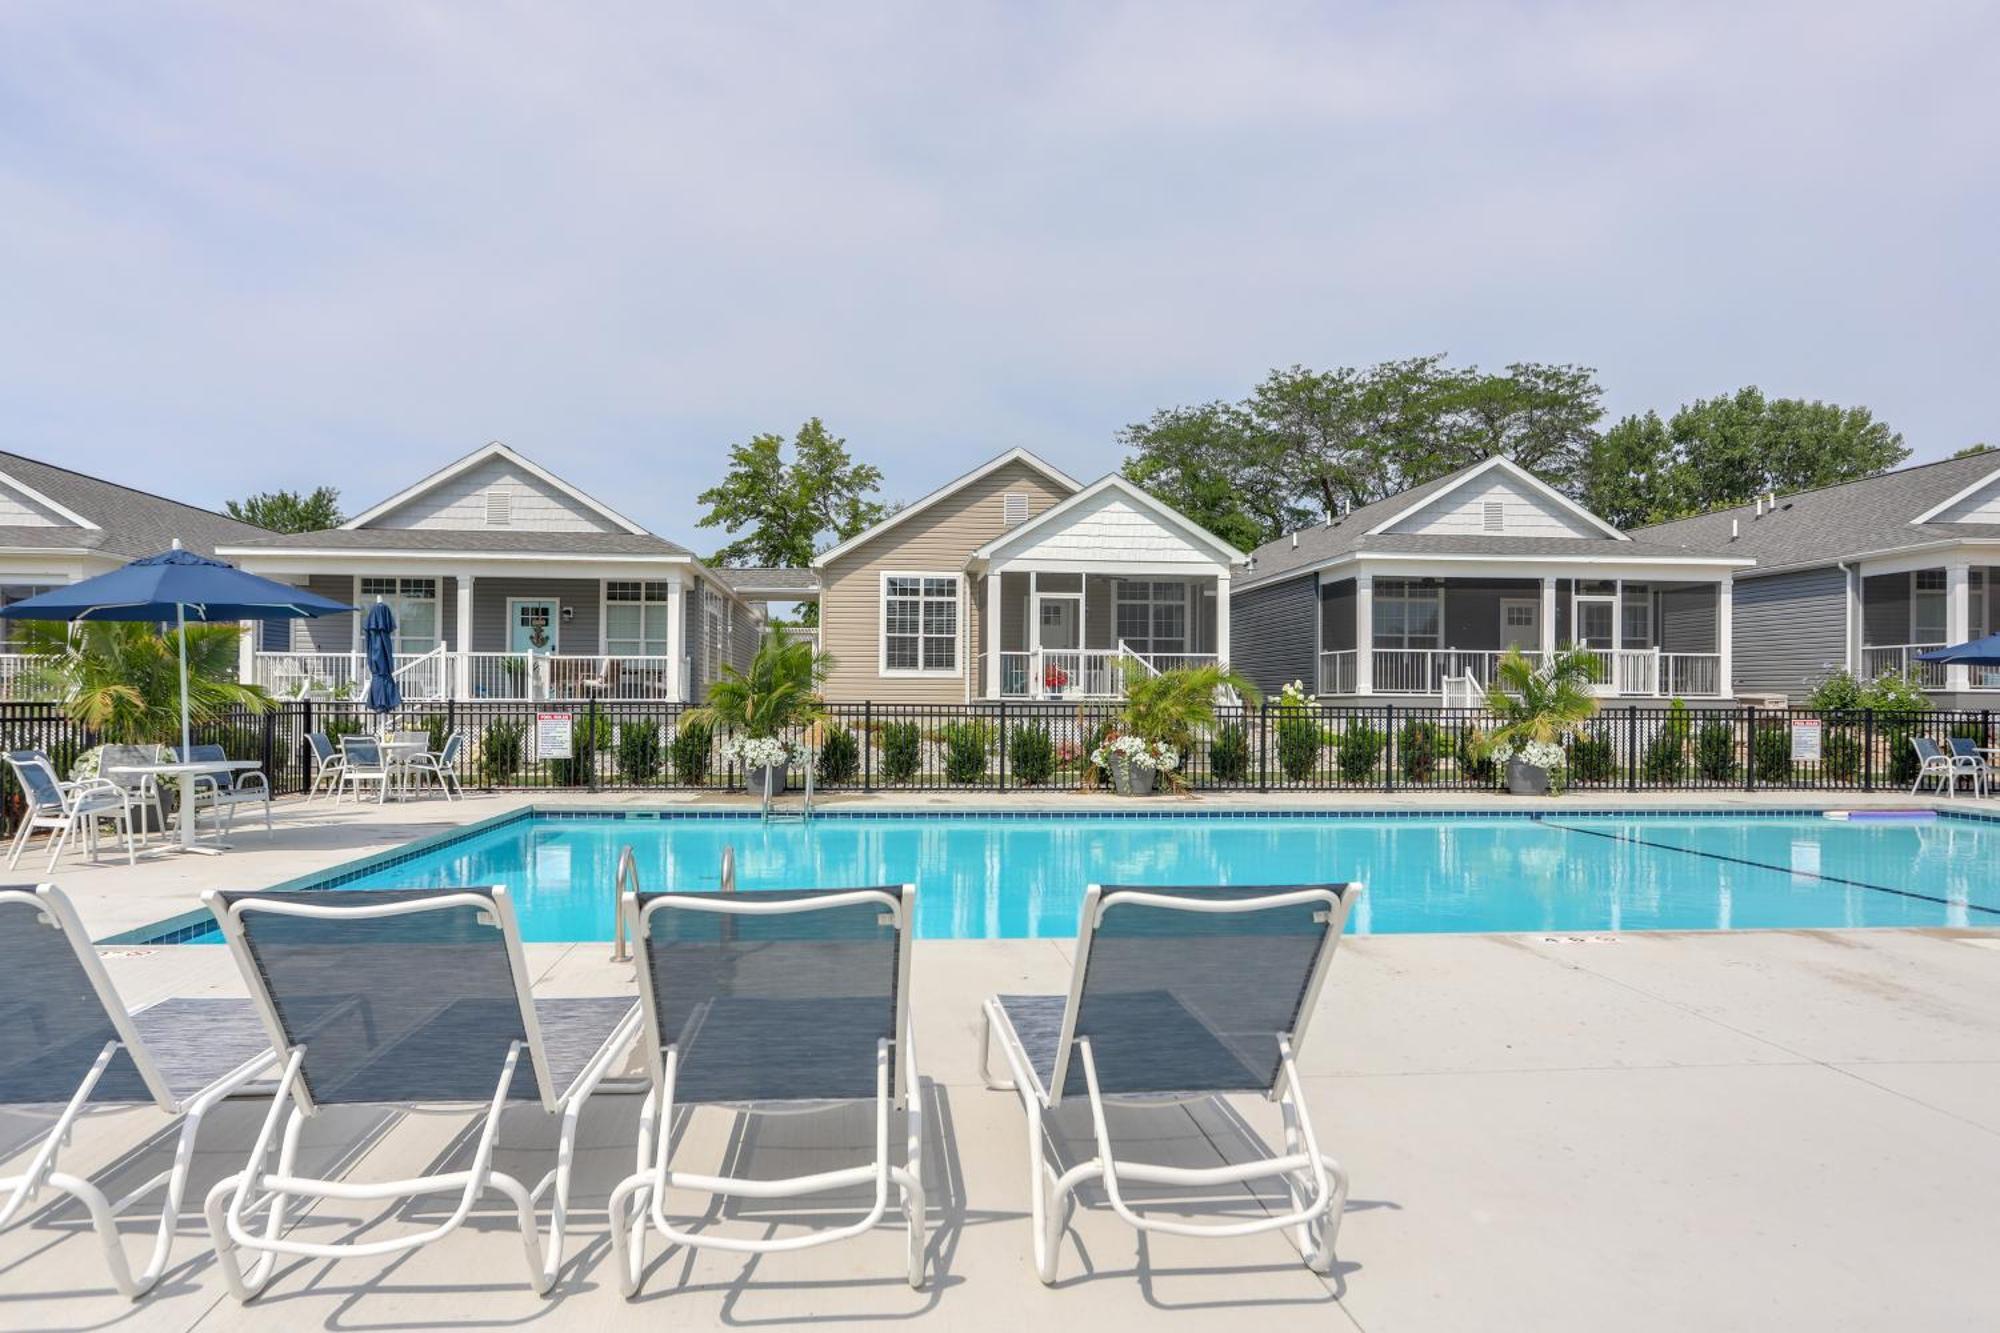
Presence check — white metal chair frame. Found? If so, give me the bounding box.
[1945,736,1992,798]
[607,886,927,1295]
[94,745,171,850]
[402,731,465,801]
[5,753,137,872]
[0,885,277,1299]
[303,732,346,803]
[1909,736,1980,798]
[177,747,273,837]
[979,883,1360,1285]
[198,886,643,1301]
[333,735,393,804]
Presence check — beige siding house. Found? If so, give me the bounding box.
[813,449,1249,703]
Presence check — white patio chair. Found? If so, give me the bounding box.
[402,730,466,801]
[1946,737,1992,797]
[172,744,272,837]
[981,882,1361,1284]
[0,884,277,1298]
[4,751,136,871]
[199,885,643,1301]
[303,731,346,803]
[335,735,392,804]
[608,884,926,1295]
[95,744,170,848]
[1909,736,1968,797]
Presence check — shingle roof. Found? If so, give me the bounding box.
[0,450,268,559]
[1634,452,2000,574]
[1236,460,1739,591]
[216,528,693,557]
[711,566,821,595]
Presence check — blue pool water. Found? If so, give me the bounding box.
[136,809,2000,944]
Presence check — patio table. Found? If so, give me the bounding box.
[105,758,262,855]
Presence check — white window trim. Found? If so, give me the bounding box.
[505,595,562,655]
[360,575,442,656]
[879,570,964,677]
[600,579,671,658]
[1370,577,1443,650]
[1911,568,1948,643]
[1112,578,1192,656]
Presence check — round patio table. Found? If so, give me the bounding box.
[105,758,262,855]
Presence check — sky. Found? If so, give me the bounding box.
[1,2,1994,546]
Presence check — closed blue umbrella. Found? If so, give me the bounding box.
[363,601,401,716]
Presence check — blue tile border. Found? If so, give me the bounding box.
[104,799,1994,947]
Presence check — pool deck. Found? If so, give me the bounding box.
[4,790,1998,1330]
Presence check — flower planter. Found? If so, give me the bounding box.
[748,762,789,798]
[1506,758,1550,796]
[1110,758,1156,796]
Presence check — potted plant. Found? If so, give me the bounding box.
[1480,645,1600,796]
[1097,660,1259,794]
[1091,732,1178,794]
[688,626,830,798]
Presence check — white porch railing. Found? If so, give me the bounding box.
[1317,650,1356,696]
[1372,649,1548,695]
[1320,648,1725,698]
[254,651,680,702]
[995,649,1218,699]
[0,653,48,699]
[1861,644,1948,689]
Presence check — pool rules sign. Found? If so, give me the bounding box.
[1790,717,1822,763]
[536,711,574,760]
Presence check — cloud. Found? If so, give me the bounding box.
[0,1,1993,534]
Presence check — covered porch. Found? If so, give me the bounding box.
[1859,560,2000,693]
[1316,573,1730,700]
[980,570,1228,699]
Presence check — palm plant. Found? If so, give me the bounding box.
[19,620,271,744]
[1117,660,1261,752]
[1482,645,1599,750]
[687,626,831,739]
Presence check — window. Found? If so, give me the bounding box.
[1372,578,1442,649]
[359,577,439,654]
[1621,597,1652,648]
[1483,500,1504,533]
[605,580,670,657]
[1113,580,1188,656]
[0,585,52,648]
[883,575,957,672]
[1913,568,1947,643]
[1002,493,1029,526]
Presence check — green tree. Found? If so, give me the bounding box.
[225,486,343,533]
[21,621,270,743]
[1954,442,1995,458]
[1580,411,1688,529]
[696,418,885,568]
[1118,401,1299,549]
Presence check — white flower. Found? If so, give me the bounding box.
[722,735,807,769]
[1492,739,1565,770]
[1090,734,1181,771]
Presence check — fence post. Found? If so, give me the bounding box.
[863,701,873,792]
[260,708,276,789]
[996,700,1007,792]
[1383,704,1395,793]
[586,694,600,793]
[300,697,315,794]
[1257,700,1270,793]
[1626,705,1639,793]
[1863,709,1875,791]
[1743,704,1757,792]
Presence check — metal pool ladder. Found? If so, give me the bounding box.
[612,845,640,962]
[760,757,816,823]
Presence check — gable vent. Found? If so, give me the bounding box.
[485,486,513,528]
[1002,493,1029,527]
[1483,500,1504,533]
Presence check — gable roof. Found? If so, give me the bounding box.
[1635,452,2000,574]
[0,449,267,560]
[969,472,1249,566]
[217,528,692,558]
[711,566,822,597]
[1239,457,1702,591]
[342,441,651,536]
[1364,455,1629,541]
[810,448,1081,568]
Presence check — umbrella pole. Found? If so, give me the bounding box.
[175,603,193,759]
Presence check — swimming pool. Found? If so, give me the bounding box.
[122,807,2000,945]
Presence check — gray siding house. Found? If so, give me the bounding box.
[1232,456,1752,702]
[1637,452,2000,705]
[221,442,761,702]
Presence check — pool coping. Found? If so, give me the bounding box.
[102,800,2000,947]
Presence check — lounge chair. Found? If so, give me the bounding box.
[171,744,272,837]
[980,882,1360,1284]
[1946,736,1992,797]
[1909,736,1978,797]
[4,751,136,871]
[0,884,276,1298]
[199,885,643,1300]
[303,732,346,803]
[608,885,926,1295]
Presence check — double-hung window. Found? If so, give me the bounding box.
[1113,580,1188,656]
[1372,578,1442,649]
[605,581,670,657]
[1913,569,1947,644]
[359,577,439,655]
[884,575,957,672]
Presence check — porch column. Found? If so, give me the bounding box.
[663,577,685,702]
[1539,576,1557,657]
[1214,571,1231,668]
[1947,561,1972,691]
[1354,575,1374,695]
[237,620,256,686]
[1611,578,1623,693]
[455,575,475,698]
[1717,576,1733,698]
[986,567,1003,700]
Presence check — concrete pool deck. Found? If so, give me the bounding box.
[3,791,1997,1330]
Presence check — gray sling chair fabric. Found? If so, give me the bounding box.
[981,882,1361,1284]
[609,884,926,1295]
[634,885,908,1104]
[199,885,643,1300]
[0,885,277,1299]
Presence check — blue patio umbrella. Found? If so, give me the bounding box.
[1916,634,2000,665]
[0,542,355,760]
[363,601,401,716]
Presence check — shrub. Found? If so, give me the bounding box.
[1276,712,1323,783]
[1695,721,1736,781]
[481,718,525,784]
[878,722,922,784]
[1566,733,1615,783]
[1007,722,1054,787]
[940,721,991,785]
[420,713,451,754]
[1207,722,1250,783]
[617,719,663,784]
[1883,721,1922,786]
[1336,722,1385,784]
[1753,725,1792,785]
[1822,729,1862,784]
[816,725,859,786]
[550,713,612,787]
[1641,725,1687,784]
[1399,720,1441,784]
[670,718,713,784]
[1454,726,1495,785]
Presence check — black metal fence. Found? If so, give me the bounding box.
[2,698,1990,832]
